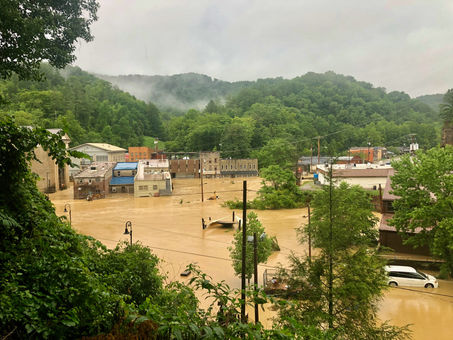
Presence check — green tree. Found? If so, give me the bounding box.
[0,0,99,80]
[228,212,273,281]
[440,89,453,121]
[276,179,409,339]
[255,165,306,209]
[252,138,298,169]
[391,146,453,275]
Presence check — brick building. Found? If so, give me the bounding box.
[200,151,220,178]
[170,159,200,178]
[73,162,115,199]
[220,159,258,177]
[128,146,167,162]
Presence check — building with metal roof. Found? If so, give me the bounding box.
[69,143,127,177]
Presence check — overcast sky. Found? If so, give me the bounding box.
[74,0,453,97]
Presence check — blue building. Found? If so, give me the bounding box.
[110,162,138,193]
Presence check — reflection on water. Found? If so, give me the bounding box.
[50,177,453,339]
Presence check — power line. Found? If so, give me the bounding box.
[95,236,280,270]
[392,286,453,299]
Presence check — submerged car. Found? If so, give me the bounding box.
[385,265,438,288]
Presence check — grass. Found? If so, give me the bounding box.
[143,136,165,150]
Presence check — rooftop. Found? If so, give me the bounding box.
[70,143,126,152]
[114,162,138,171]
[74,162,115,178]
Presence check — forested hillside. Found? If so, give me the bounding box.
[416,93,444,111]
[98,73,252,113]
[0,64,165,148]
[0,67,441,159]
[164,71,441,159]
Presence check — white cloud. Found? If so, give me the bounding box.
[74,0,453,96]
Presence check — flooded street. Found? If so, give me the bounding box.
[50,177,453,339]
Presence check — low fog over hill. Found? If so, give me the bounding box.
[97,73,252,112]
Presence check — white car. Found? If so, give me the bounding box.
[385,265,438,288]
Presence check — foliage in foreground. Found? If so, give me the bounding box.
[228,212,273,281]
[391,146,453,275]
[275,181,410,339]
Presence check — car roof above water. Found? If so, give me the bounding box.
[384,265,417,273]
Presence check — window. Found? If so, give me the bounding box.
[79,179,83,183]
[96,178,100,182]
[139,185,148,190]
[153,185,158,190]
[96,155,108,162]
[117,171,121,176]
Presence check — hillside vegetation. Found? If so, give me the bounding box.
[0,64,165,148]
[164,71,441,159]
[1,67,441,161]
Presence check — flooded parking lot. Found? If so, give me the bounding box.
[50,177,453,339]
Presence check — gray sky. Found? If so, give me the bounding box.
[74,0,453,97]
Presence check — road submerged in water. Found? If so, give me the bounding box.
[50,177,453,339]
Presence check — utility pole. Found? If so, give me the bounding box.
[317,136,321,165]
[241,180,247,323]
[253,232,259,324]
[328,162,333,329]
[308,203,311,260]
[200,154,204,202]
[310,142,313,173]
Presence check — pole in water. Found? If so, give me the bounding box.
[254,232,259,324]
[241,180,247,323]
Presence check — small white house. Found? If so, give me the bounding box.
[69,143,126,177]
[316,163,392,190]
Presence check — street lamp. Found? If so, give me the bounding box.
[63,203,72,225]
[123,221,132,246]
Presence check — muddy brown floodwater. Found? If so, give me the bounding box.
[50,177,453,339]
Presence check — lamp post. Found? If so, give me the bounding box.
[63,203,72,225]
[123,221,132,246]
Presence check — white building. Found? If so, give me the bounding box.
[69,143,126,177]
[134,161,172,197]
[316,163,393,190]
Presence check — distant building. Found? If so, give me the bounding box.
[69,143,126,177]
[220,159,258,177]
[316,163,392,190]
[128,146,167,162]
[200,151,220,178]
[378,170,431,256]
[348,146,387,163]
[73,162,115,199]
[31,128,71,193]
[170,159,200,178]
[110,162,137,194]
[134,161,172,197]
[138,159,169,173]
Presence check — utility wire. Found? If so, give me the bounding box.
[95,236,280,270]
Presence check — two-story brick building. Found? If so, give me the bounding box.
[169,158,201,178]
[220,159,258,177]
[73,162,115,199]
[200,151,220,178]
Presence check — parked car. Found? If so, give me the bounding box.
[385,265,438,288]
